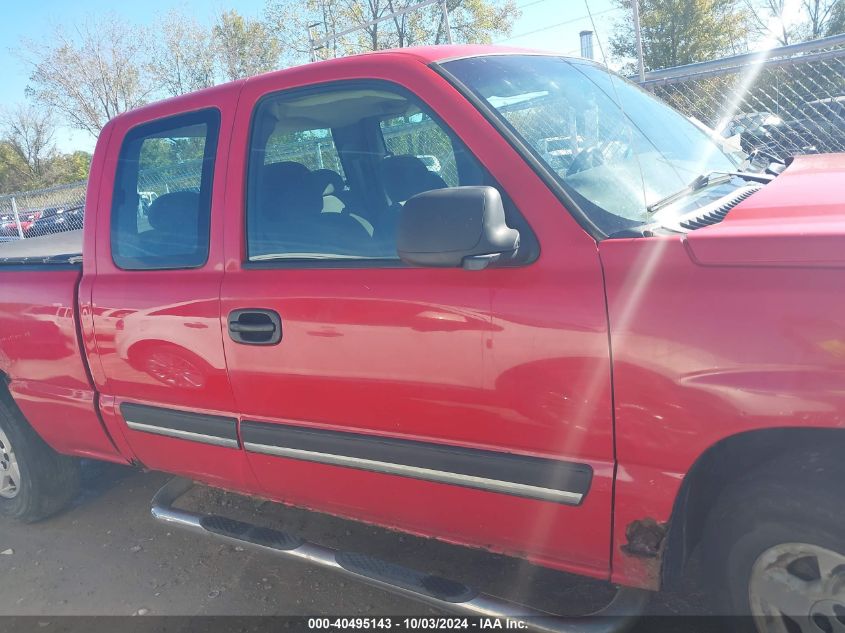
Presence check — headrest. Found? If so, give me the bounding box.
[145,191,200,233]
[311,169,345,196]
[381,155,447,204]
[263,160,311,183]
[259,161,323,218]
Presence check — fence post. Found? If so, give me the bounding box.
[10,196,24,239]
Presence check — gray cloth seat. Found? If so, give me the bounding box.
[376,155,448,245]
[138,190,202,257]
[251,161,372,258]
[311,168,347,214]
[381,155,447,205]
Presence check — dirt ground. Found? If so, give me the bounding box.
[0,461,717,631]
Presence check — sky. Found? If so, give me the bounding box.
[0,0,794,153]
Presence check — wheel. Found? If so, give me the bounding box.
[702,453,845,633]
[0,390,81,522]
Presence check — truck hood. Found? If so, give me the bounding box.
[684,153,845,267]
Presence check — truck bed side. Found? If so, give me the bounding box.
[0,267,127,463]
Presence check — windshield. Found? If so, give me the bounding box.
[441,54,740,234]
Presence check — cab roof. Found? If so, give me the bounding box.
[107,45,561,129]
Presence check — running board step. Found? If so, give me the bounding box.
[151,478,649,632]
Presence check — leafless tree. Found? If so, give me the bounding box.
[147,11,218,97]
[264,0,520,63]
[745,0,799,45]
[746,0,843,45]
[803,0,842,38]
[0,103,57,185]
[21,14,153,136]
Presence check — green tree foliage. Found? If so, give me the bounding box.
[0,144,92,195]
[610,0,751,72]
[50,151,93,185]
[213,10,282,81]
[0,142,31,194]
[824,0,845,35]
[1,104,55,186]
[0,104,93,194]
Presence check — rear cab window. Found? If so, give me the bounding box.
[111,109,220,270]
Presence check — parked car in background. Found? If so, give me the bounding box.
[0,208,42,238]
[767,96,845,157]
[415,154,442,172]
[0,215,24,239]
[28,206,84,236]
[716,111,788,156]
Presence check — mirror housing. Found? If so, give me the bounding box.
[396,186,520,270]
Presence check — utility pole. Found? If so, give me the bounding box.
[579,30,594,59]
[308,22,321,62]
[440,0,453,44]
[632,0,645,82]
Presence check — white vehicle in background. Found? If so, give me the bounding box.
[538,135,583,171]
[415,154,442,173]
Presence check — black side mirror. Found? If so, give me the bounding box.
[396,186,520,270]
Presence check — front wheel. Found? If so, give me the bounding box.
[0,391,81,522]
[749,542,845,631]
[702,456,845,633]
[0,424,21,500]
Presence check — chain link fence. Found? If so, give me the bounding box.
[0,181,87,242]
[640,32,845,161]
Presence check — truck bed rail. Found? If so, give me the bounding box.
[0,230,82,266]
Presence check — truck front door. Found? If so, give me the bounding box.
[220,59,615,577]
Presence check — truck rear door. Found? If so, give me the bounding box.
[219,58,616,578]
[86,91,257,491]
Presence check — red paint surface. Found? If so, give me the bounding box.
[685,154,845,267]
[602,224,845,586]
[1,47,844,590]
[0,269,125,462]
[219,55,615,577]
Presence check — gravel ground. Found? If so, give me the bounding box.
[0,462,717,631]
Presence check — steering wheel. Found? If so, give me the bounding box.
[566,146,605,176]
[565,139,633,177]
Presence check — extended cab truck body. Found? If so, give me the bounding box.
[0,46,843,629]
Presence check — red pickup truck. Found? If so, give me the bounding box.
[1,46,843,630]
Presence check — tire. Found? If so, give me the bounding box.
[0,389,81,522]
[702,452,845,632]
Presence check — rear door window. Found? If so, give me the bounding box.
[111,109,220,270]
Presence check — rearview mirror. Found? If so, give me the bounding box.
[396,187,520,270]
